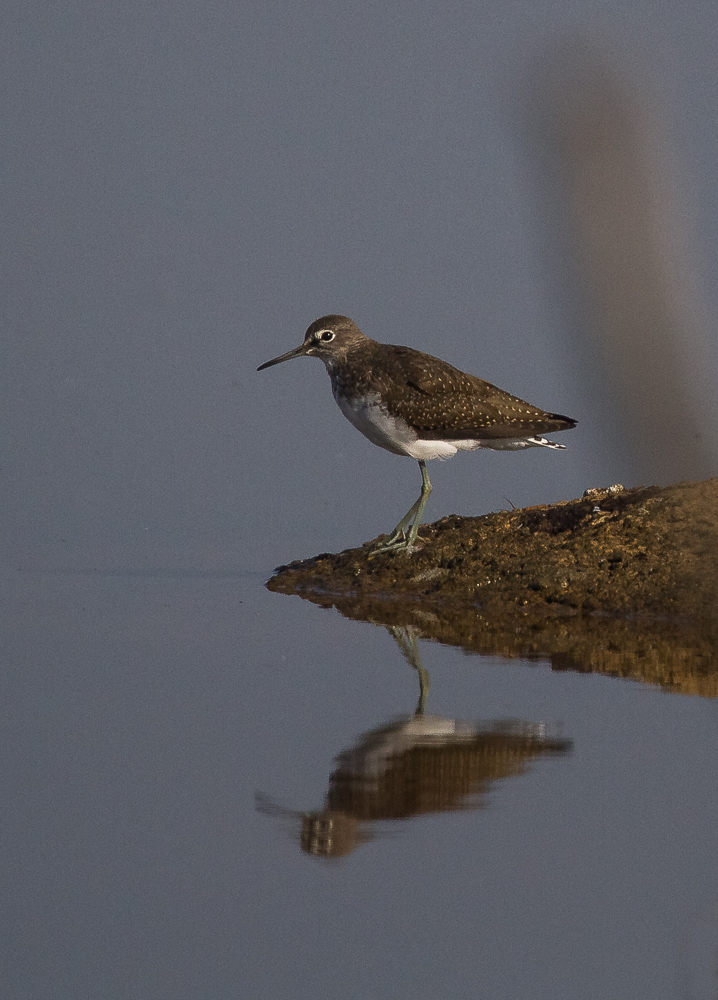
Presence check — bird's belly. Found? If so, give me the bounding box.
[335,392,462,460]
[334,392,422,457]
[333,393,563,459]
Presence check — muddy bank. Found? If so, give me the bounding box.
[267,479,718,694]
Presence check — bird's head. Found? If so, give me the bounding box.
[257,315,369,371]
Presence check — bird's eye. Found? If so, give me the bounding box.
[319,330,335,342]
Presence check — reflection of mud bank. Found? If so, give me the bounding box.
[267,479,718,696]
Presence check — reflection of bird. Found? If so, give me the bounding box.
[258,717,572,859]
[258,316,576,553]
[257,627,572,858]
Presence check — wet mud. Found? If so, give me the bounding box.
[267,479,718,695]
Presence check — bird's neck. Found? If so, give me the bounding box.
[322,343,381,398]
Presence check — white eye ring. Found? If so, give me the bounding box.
[318,330,335,343]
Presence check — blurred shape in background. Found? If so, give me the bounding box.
[523,38,718,484]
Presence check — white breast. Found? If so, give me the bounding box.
[332,392,458,460]
[332,391,563,460]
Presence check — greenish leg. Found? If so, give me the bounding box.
[370,460,433,556]
[388,625,431,715]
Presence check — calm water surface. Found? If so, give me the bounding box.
[2,565,717,999]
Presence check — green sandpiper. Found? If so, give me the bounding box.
[258,315,576,553]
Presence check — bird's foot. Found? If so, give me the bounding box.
[368,528,423,557]
[369,540,409,557]
[368,537,404,558]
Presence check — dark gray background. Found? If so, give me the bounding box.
[3,3,718,998]
[4,0,718,574]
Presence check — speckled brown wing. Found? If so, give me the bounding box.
[378,345,576,440]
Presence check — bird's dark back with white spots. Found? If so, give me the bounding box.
[329,341,576,440]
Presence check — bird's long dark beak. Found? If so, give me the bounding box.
[257,342,311,371]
